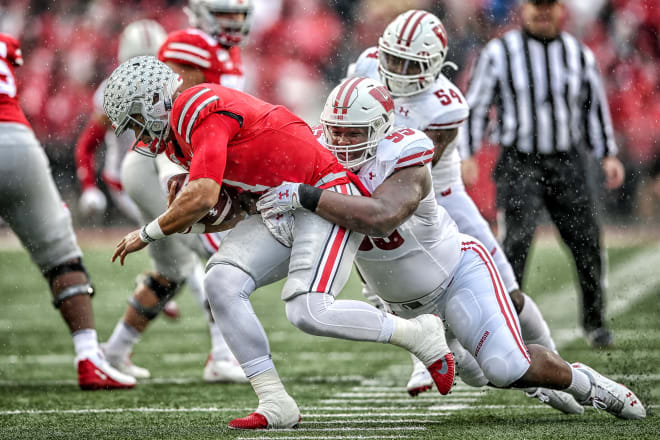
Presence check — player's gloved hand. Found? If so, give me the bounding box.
[257,182,302,217]
[79,186,107,217]
[261,211,295,248]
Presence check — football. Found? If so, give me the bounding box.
[167,173,233,225]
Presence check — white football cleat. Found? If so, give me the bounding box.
[203,355,248,383]
[407,355,434,397]
[76,351,136,390]
[572,363,646,419]
[526,387,584,415]
[406,315,455,395]
[100,344,151,379]
[162,300,181,320]
[228,393,300,429]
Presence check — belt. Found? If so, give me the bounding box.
[387,275,454,312]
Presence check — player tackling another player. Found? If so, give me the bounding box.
[259,76,646,422]
[102,55,456,429]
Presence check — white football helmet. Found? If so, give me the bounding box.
[118,19,167,63]
[103,56,182,157]
[184,0,253,47]
[320,77,395,171]
[378,10,454,96]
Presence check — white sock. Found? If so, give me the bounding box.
[72,328,98,357]
[104,321,140,360]
[388,315,419,350]
[564,367,592,402]
[209,322,233,361]
[518,293,557,352]
[250,368,299,427]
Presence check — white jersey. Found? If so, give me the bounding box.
[93,79,134,185]
[314,125,461,304]
[348,47,470,190]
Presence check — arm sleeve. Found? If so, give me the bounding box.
[74,118,107,189]
[462,41,501,156]
[581,46,618,158]
[188,113,241,186]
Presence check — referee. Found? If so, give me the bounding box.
[461,0,625,348]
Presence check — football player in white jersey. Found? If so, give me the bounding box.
[346,9,559,402]
[258,77,646,421]
[75,14,247,383]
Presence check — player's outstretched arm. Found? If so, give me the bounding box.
[259,166,431,237]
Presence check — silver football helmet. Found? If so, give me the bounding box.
[320,77,395,171]
[184,0,253,47]
[118,19,167,63]
[378,10,455,96]
[103,56,182,157]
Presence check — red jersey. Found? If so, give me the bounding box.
[0,33,29,127]
[158,29,244,91]
[165,84,349,193]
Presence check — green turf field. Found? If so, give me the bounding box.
[0,236,658,439]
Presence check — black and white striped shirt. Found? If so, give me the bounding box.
[463,29,617,157]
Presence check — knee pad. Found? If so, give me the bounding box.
[43,259,95,308]
[204,264,255,315]
[284,294,331,336]
[129,273,183,320]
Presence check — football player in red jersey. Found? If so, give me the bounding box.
[96,4,254,383]
[103,56,456,429]
[0,33,135,390]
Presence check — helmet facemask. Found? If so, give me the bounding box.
[377,43,442,96]
[322,123,378,171]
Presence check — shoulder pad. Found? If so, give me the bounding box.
[0,33,23,66]
[346,46,379,80]
[377,128,434,172]
[158,29,216,68]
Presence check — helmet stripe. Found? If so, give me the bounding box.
[167,42,210,58]
[333,77,358,114]
[405,11,429,46]
[340,77,367,114]
[177,87,211,136]
[397,10,419,45]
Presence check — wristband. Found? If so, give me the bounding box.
[298,184,323,212]
[140,218,166,243]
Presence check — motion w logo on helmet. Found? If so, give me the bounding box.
[368,86,394,112]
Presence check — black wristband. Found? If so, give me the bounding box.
[298,184,323,212]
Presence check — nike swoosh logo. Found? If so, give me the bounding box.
[94,369,108,381]
[435,360,448,375]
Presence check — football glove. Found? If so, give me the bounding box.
[257,182,302,217]
[79,186,107,217]
[262,211,295,248]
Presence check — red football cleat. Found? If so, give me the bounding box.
[77,356,136,390]
[426,353,455,395]
[228,412,269,430]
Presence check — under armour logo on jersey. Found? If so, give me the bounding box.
[398,106,410,117]
[279,190,289,199]
[368,172,376,180]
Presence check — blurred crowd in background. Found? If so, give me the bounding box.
[0,0,659,225]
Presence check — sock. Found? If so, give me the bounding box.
[518,293,557,352]
[72,328,98,357]
[250,368,299,427]
[209,322,233,361]
[564,366,592,402]
[104,321,140,360]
